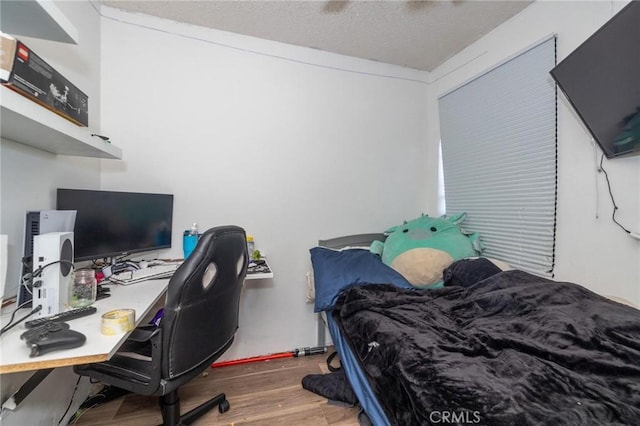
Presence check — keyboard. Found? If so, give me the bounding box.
[110,263,180,285]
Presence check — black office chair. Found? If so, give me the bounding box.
[75,225,248,425]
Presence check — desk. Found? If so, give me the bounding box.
[0,278,169,374]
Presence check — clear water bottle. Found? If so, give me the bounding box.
[246,235,255,260]
[183,223,199,259]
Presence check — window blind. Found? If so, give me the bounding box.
[438,36,557,276]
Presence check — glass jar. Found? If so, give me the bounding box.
[70,269,97,308]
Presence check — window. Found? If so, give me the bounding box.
[438,36,557,276]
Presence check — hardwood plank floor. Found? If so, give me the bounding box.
[71,354,360,426]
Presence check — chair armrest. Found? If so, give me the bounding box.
[115,326,162,361]
[75,324,164,394]
[127,326,160,343]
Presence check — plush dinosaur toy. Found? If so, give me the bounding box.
[370,213,482,288]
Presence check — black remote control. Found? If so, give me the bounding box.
[24,306,97,329]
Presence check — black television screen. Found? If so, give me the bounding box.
[550,1,640,159]
[57,188,174,261]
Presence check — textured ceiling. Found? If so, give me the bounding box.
[102,0,532,72]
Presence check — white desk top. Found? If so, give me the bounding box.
[0,278,169,374]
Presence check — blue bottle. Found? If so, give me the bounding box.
[183,223,199,259]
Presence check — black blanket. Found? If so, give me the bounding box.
[333,270,640,425]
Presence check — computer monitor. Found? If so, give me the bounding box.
[56,189,174,262]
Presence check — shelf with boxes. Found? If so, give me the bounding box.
[0,2,121,160]
[1,85,122,159]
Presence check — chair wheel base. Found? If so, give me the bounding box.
[218,399,230,413]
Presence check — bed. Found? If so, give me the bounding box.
[309,234,640,425]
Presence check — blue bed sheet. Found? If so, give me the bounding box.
[326,314,390,426]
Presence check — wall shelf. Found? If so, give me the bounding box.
[246,259,274,280]
[1,86,122,159]
[0,0,79,44]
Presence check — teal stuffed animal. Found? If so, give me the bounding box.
[370,213,482,288]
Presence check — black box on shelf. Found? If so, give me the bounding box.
[0,33,88,126]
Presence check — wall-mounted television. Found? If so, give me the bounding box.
[550,1,640,159]
[56,189,174,261]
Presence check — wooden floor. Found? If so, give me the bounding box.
[71,354,360,426]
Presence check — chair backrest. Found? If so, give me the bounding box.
[160,225,248,379]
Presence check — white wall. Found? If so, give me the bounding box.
[1,2,102,424]
[428,0,640,304]
[99,7,431,360]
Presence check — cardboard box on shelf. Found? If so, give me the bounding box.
[0,32,88,126]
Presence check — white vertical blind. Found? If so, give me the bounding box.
[438,36,557,276]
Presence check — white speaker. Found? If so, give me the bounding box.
[32,232,74,317]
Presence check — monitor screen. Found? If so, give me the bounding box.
[56,189,174,261]
[550,1,640,158]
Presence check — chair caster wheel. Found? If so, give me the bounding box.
[219,399,230,413]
